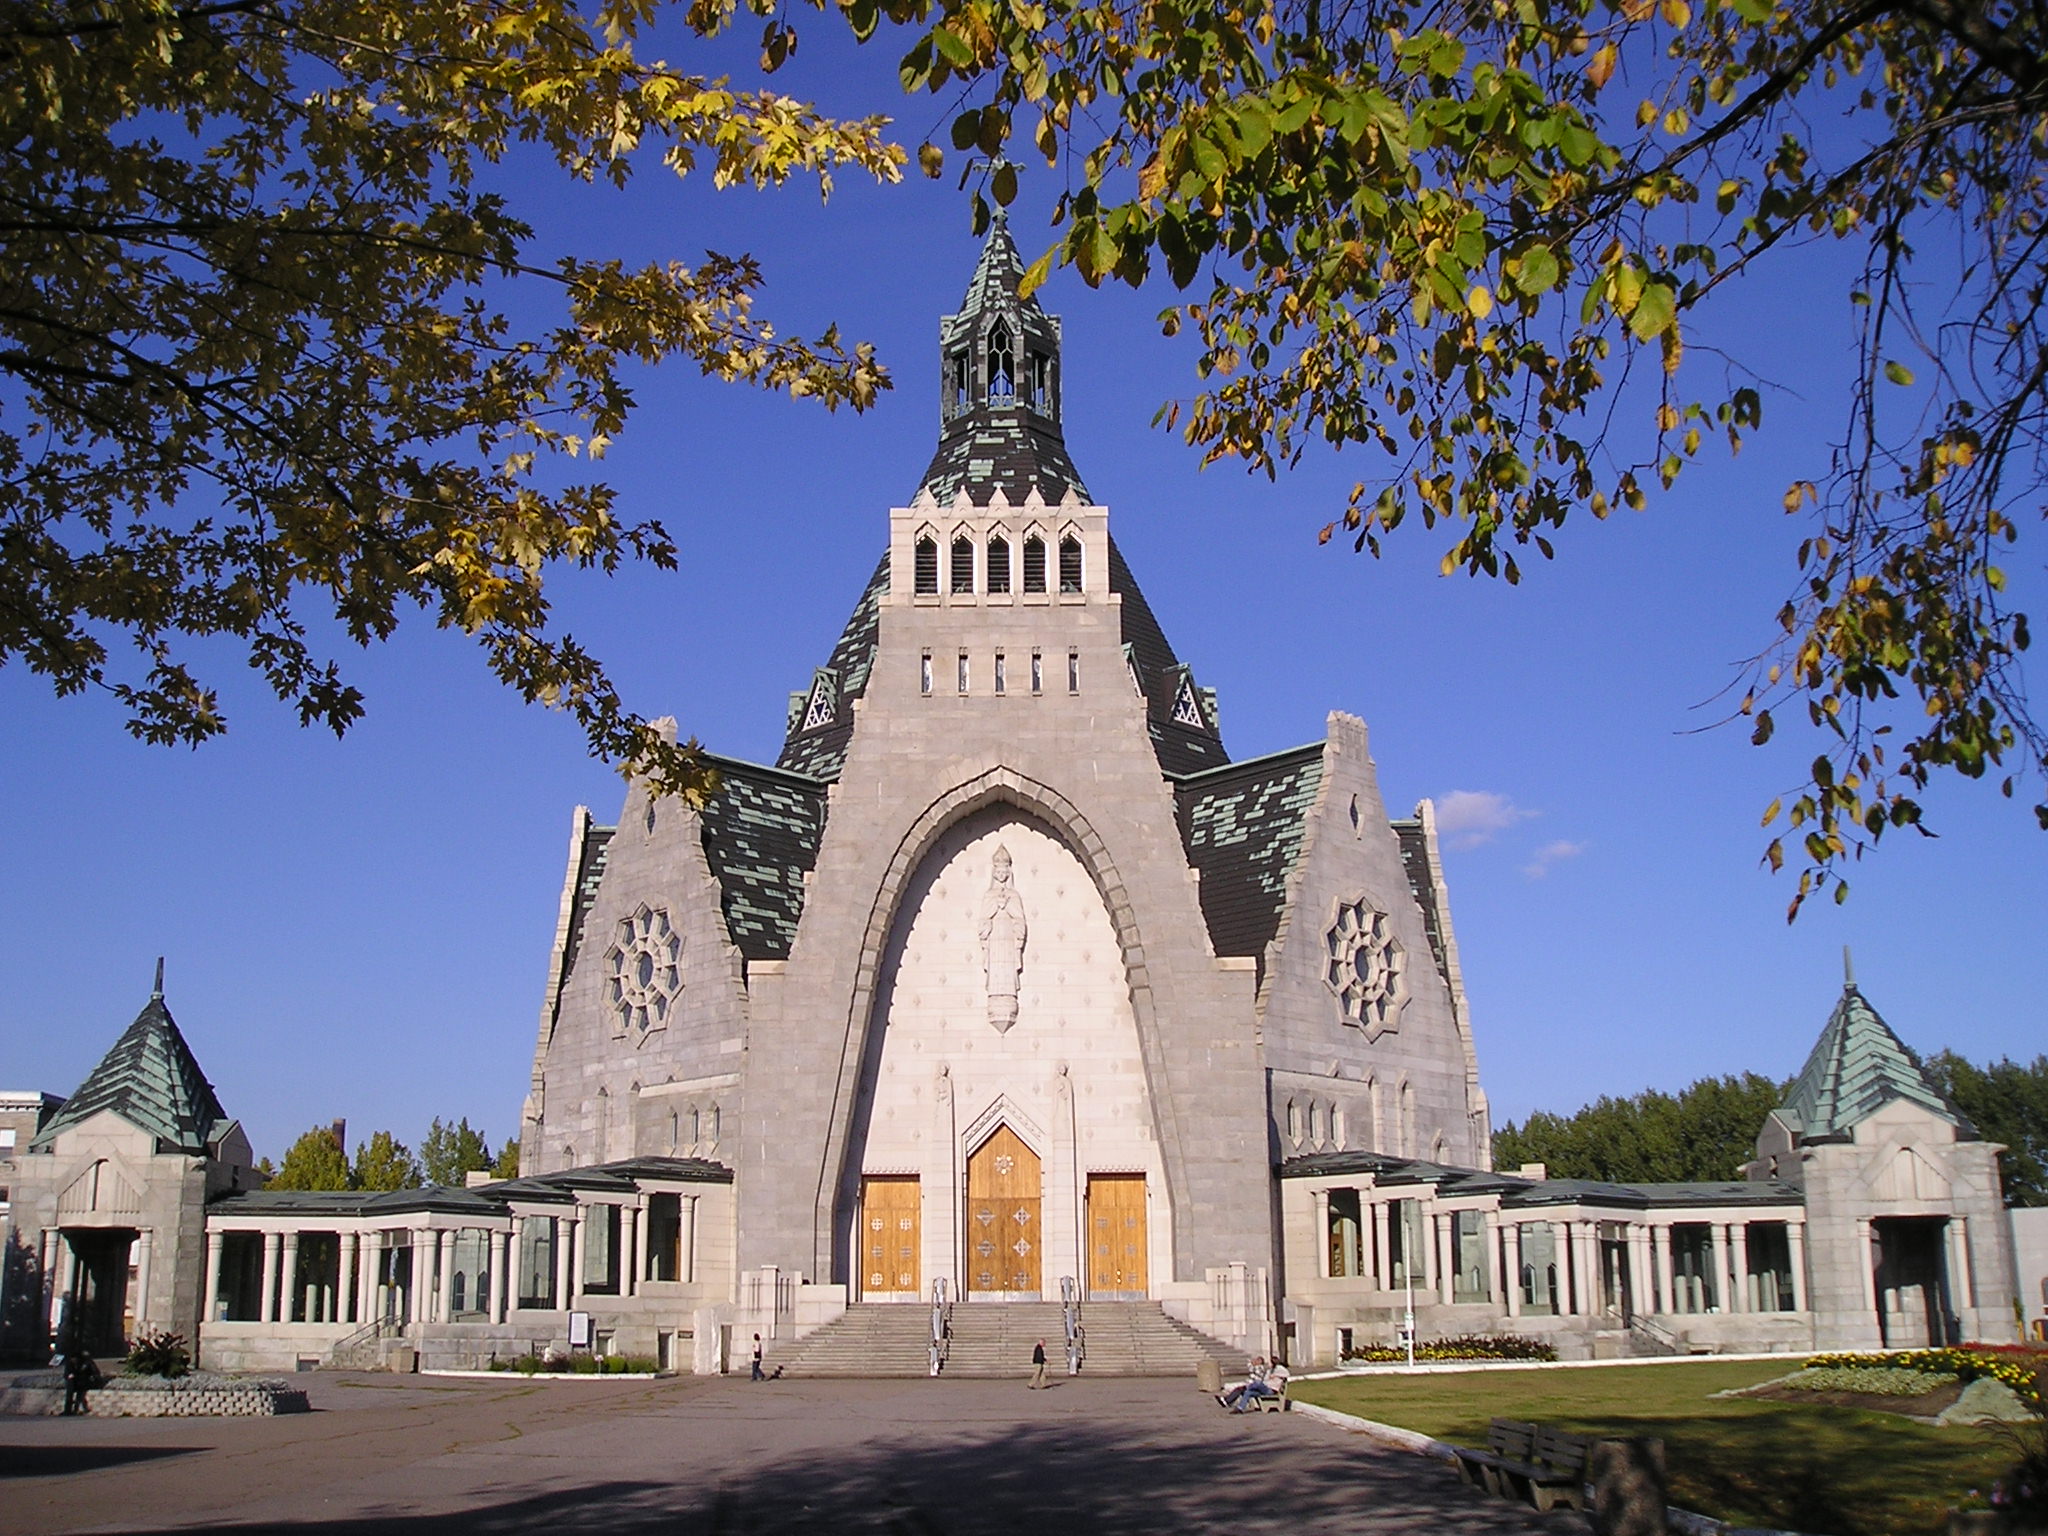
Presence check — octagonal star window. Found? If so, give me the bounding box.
[1324,900,1406,1037]
[606,905,682,1039]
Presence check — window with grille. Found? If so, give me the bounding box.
[1067,648,1079,693]
[1022,536,1046,593]
[986,537,1011,593]
[994,651,1006,695]
[1059,535,1083,593]
[1030,649,1043,693]
[951,536,974,594]
[914,536,938,595]
[957,651,970,692]
[920,650,933,695]
[988,322,1014,403]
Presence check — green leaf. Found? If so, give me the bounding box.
[1515,245,1559,294]
[1883,360,1915,386]
[992,161,1018,207]
[1628,281,1677,340]
[932,25,974,68]
[1018,247,1055,299]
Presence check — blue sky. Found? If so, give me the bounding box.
[3,30,2043,1166]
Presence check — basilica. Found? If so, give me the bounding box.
[1,223,2024,1374]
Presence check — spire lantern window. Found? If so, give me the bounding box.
[1022,536,1047,594]
[950,536,975,594]
[987,323,1015,406]
[914,536,939,595]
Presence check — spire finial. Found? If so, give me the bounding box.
[1842,945,1855,990]
[152,956,165,1000]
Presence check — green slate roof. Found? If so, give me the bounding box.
[1175,744,1325,959]
[1777,984,1970,1142]
[31,989,230,1155]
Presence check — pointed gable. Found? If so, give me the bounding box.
[1777,984,1970,1142]
[31,988,231,1155]
[778,552,888,782]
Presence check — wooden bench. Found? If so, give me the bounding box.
[1249,1378,1288,1412]
[1450,1419,1591,1511]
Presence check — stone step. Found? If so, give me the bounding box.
[770,1302,1252,1379]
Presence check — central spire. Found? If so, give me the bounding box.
[917,214,1089,507]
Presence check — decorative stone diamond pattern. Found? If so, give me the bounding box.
[1324,899,1406,1038]
[605,904,682,1041]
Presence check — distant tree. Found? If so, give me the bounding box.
[421,1118,493,1187]
[351,1131,423,1193]
[1924,1052,2048,1207]
[252,1156,277,1187]
[268,1126,352,1191]
[491,1140,523,1182]
[1494,1073,1786,1184]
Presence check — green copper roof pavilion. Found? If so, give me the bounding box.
[30,967,232,1155]
[1776,983,1969,1142]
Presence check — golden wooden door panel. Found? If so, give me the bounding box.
[966,1126,1041,1295]
[1087,1174,1147,1296]
[861,1176,919,1296]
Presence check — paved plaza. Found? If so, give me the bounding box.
[0,1373,1592,1535]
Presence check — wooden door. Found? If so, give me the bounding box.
[861,1176,920,1297]
[966,1126,1041,1296]
[1087,1174,1148,1297]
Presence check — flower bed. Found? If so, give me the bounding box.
[1341,1333,1558,1364]
[1806,1348,2047,1409]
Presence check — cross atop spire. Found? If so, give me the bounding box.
[153,955,165,1000]
[916,215,1089,507]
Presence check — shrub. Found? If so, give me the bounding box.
[123,1328,191,1379]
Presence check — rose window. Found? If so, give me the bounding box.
[1324,900,1405,1037]
[606,905,682,1038]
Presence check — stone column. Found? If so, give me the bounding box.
[339,1234,358,1326]
[1418,1204,1438,1293]
[681,1197,698,1286]
[1787,1222,1809,1313]
[436,1230,456,1321]
[1364,1198,1382,1286]
[204,1230,226,1325]
[134,1228,154,1332]
[553,1216,573,1309]
[1576,1222,1600,1315]
[1481,1210,1501,1304]
[1437,1214,1455,1305]
[1729,1223,1751,1313]
[260,1232,282,1324]
[628,1204,647,1296]
[358,1236,378,1324]
[1704,1224,1726,1313]
[1856,1217,1878,1324]
[280,1232,301,1323]
[1949,1216,1975,1312]
[1311,1190,1331,1279]
[411,1228,434,1324]
[1504,1223,1523,1317]
[1654,1225,1676,1315]
[491,1228,511,1323]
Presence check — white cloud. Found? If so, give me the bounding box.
[1431,789,1538,848]
[1522,840,1588,879]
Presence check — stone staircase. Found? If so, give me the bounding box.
[768,1301,1252,1380]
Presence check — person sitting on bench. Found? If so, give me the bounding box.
[1225,1357,1288,1411]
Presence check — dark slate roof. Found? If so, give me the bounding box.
[207,1156,734,1217]
[31,990,230,1155]
[1279,1151,1803,1209]
[1778,984,1969,1142]
[777,552,888,782]
[559,819,615,982]
[696,755,828,962]
[1390,818,1456,998]
[918,215,1088,507]
[1108,538,1230,776]
[1174,745,1325,959]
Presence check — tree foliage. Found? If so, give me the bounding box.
[421,1116,493,1187]
[491,1138,522,1181]
[1493,1071,1786,1182]
[1925,1050,2048,1207]
[833,0,2048,912]
[1,0,901,800]
[350,1130,422,1192]
[268,1123,352,1190]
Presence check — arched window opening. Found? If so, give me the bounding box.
[1022,535,1047,593]
[987,322,1014,403]
[951,536,975,595]
[1029,351,1052,413]
[947,351,969,417]
[914,536,939,595]
[1058,535,1083,593]
[986,537,1011,594]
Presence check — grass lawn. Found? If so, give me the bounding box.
[1293,1359,2020,1536]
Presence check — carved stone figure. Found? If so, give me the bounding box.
[978,844,1028,1031]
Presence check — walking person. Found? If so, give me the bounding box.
[1028,1337,1048,1390]
[750,1333,764,1382]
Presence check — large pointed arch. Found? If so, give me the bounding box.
[811,765,1193,1283]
